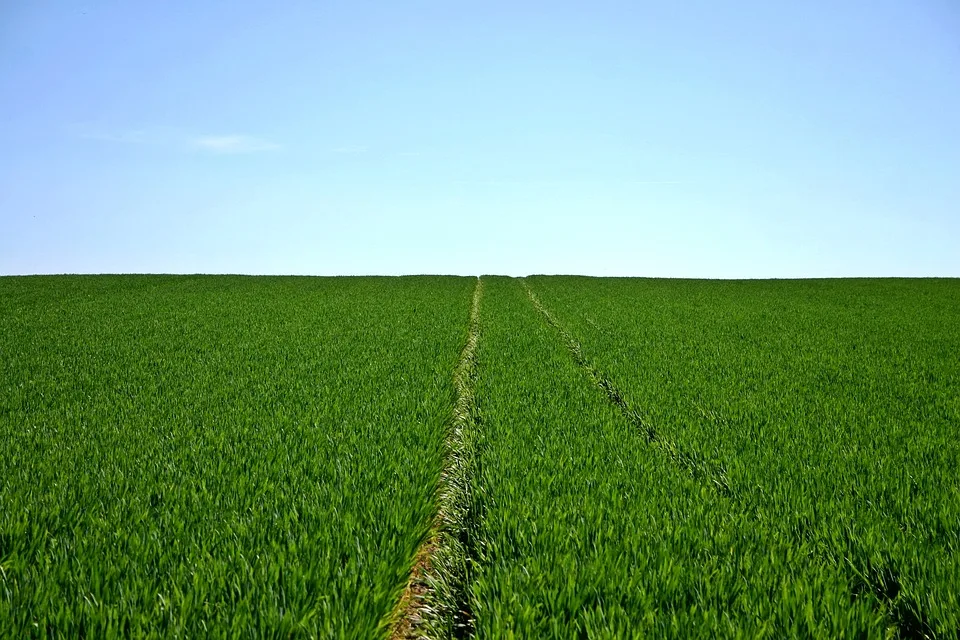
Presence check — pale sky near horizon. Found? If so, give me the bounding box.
[2,1,959,277]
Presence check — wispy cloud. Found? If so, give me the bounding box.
[71,124,281,154]
[191,135,280,154]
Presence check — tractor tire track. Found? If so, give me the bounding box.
[521,279,731,495]
[387,277,482,640]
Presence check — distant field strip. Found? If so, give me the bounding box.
[389,277,482,639]
[527,276,960,637]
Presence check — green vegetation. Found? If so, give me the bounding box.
[525,276,960,637]
[467,277,902,638]
[0,275,475,637]
[2,275,957,637]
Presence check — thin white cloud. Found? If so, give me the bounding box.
[71,124,280,154]
[191,135,280,154]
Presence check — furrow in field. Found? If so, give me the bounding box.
[521,279,731,495]
[388,277,483,639]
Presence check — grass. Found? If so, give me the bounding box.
[466,277,897,638]
[2,274,957,637]
[526,276,960,637]
[0,275,475,637]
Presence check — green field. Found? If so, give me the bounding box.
[2,275,958,637]
[0,275,476,637]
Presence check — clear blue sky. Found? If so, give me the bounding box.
[2,0,958,277]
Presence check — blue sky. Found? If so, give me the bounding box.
[2,0,958,277]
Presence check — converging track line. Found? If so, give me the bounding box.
[387,277,483,639]
[521,278,733,495]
